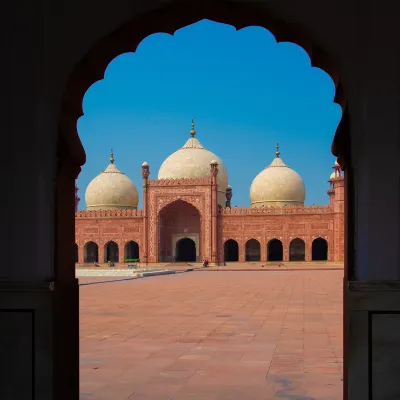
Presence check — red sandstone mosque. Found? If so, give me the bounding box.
[75,120,344,265]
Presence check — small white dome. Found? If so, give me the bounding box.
[142,161,149,167]
[250,147,305,208]
[85,155,139,210]
[330,171,336,180]
[158,121,228,205]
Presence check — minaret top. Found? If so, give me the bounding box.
[275,142,280,158]
[190,117,196,137]
[110,149,114,164]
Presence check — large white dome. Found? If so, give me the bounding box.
[85,152,139,210]
[250,145,305,208]
[158,121,229,205]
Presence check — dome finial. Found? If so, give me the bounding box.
[190,117,196,137]
[275,142,280,158]
[110,148,114,164]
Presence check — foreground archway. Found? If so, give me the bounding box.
[53,2,351,399]
[176,238,196,262]
[267,239,283,261]
[245,239,261,262]
[125,241,139,261]
[74,243,78,263]
[84,241,98,263]
[312,238,328,261]
[224,239,239,262]
[105,241,119,263]
[289,238,305,261]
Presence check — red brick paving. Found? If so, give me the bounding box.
[80,270,343,400]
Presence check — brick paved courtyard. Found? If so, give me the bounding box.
[80,270,343,400]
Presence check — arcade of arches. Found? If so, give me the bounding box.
[5,1,400,399]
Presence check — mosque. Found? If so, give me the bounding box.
[75,120,344,265]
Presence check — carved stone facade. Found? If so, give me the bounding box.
[75,170,344,264]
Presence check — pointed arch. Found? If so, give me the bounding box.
[84,241,98,263]
[312,237,328,261]
[245,239,261,262]
[289,238,305,261]
[267,239,283,261]
[224,239,239,262]
[124,240,140,261]
[105,241,119,263]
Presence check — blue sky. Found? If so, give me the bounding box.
[77,19,342,209]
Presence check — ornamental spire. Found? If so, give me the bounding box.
[275,142,280,158]
[190,117,196,137]
[110,148,114,164]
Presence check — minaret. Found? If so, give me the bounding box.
[225,186,232,207]
[75,182,80,212]
[328,159,345,261]
[141,161,150,265]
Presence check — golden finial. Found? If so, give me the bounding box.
[275,142,280,158]
[190,117,196,137]
[110,148,114,164]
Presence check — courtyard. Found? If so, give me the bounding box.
[80,269,343,400]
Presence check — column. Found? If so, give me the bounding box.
[260,240,267,263]
[210,161,218,264]
[141,162,150,265]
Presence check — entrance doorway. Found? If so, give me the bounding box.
[176,238,196,262]
[289,238,306,261]
[312,238,328,261]
[158,200,201,262]
[245,239,261,262]
[267,239,283,261]
[224,239,239,262]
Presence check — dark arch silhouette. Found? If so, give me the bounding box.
[312,238,328,261]
[84,241,98,263]
[125,241,139,261]
[105,241,119,263]
[267,239,283,261]
[245,239,261,262]
[224,239,239,262]
[289,238,305,261]
[74,243,78,263]
[176,238,196,262]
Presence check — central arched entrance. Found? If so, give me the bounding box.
[176,238,196,262]
[158,200,201,262]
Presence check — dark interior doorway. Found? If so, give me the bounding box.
[245,239,261,262]
[267,239,283,261]
[289,238,305,261]
[84,241,98,263]
[105,241,119,262]
[312,238,328,261]
[125,241,139,260]
[224,239,239,262]
[176,238,196,262]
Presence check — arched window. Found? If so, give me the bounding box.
[84,242,98,263]
[224,239,239,262]
[124,241,139,261]
[105,241,119,263]
[289,238,305,261]
[245,239,261,262]
[267,239,283,261]
[312,238,328,261]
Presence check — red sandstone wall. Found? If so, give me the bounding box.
[75,211,144,263]
[218,208,337,262]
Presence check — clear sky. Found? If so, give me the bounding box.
[77,19,342,209]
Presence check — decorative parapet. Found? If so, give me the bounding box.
[148,177,212,186]
[75,209,144,218]
[219,204,334,215]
